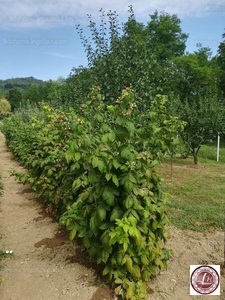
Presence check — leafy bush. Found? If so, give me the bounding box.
[13,101,44,122]
[1,88,183,299]
[0,98,11,118]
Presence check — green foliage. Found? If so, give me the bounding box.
[1,87,182,299]
[0,76,45,91]
[64,67,96,108]
[0,98,11,116]
[175,89,225,164]
[147,11,188,63]
[74,6,188,106]
[6,87,22,111]
[174,46,220,99]
[217,30,225,95]
[13,101,44,122]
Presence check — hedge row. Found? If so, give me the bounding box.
[1,88,181,299]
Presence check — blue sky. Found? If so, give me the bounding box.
[0,0,225,81]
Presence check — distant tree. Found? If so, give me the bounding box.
[44,80,64,107]
[23,84,48,103]
[6,87,22,111]
[0,98,11,116]
[146,11,188,63]
[174,45,220,100]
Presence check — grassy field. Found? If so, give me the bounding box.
[159,144,225,232]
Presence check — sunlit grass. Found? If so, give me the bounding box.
[159,144,225,231]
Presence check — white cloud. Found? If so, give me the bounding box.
[47,52,77,60]
[1,0,225,29]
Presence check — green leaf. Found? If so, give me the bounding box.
[92,157,105,172]
[47,169,53,176]
[69,228,77,241]
[96,206,106,222]
[116,115,127,125]
[126,173,137,183]
[131,264,141,280]
[65,150,73,163]
[108,131,115,142]
[102,188,115,206]
[126,287,133,299]
[102,132,115,143]
[102,266,110,276]
[124,180,133,193]
[105,173,112,181]
[74,152,81,161]
[125,255,133,273]
[112,174,119,187]
[83,236,91,248]
[126,121,135,134]
[121,148,130,159]
[124,196,134,209]
[72,178,82,191]
[100,249,110,264]
[110,207,122,222]
[113,159,120,169]
[90,214,98,234]
[78,189,90,201]
[140,254,148,265]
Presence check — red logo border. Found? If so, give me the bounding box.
[191,265,220,295]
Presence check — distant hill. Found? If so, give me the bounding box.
[0,77,46,91]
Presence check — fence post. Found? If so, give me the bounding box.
[217,133,220,162]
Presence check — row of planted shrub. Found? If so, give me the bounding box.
[1,87,182,299]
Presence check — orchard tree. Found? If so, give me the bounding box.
[169,45,224,164]
[176,89,225,164]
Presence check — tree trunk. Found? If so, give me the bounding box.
[192,146,201,164]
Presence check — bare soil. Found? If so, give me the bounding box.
[0,132,224,300]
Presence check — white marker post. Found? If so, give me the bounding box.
[217,133,220,162]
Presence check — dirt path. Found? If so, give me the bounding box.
[0,132,224,300]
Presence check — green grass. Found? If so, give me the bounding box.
[199,143,225,164]
[160,144,225,231]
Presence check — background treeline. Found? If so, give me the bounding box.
[1,7,225,163]
[0,76,45,91]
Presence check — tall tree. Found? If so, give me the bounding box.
[146,11,188,63]
[75,6,188,107]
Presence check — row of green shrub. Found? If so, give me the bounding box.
[0,88,182,299]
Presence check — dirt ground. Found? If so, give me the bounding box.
[0,132,224,300]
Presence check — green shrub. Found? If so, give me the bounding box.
[0,98,11,118]
[1,88,183,299]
